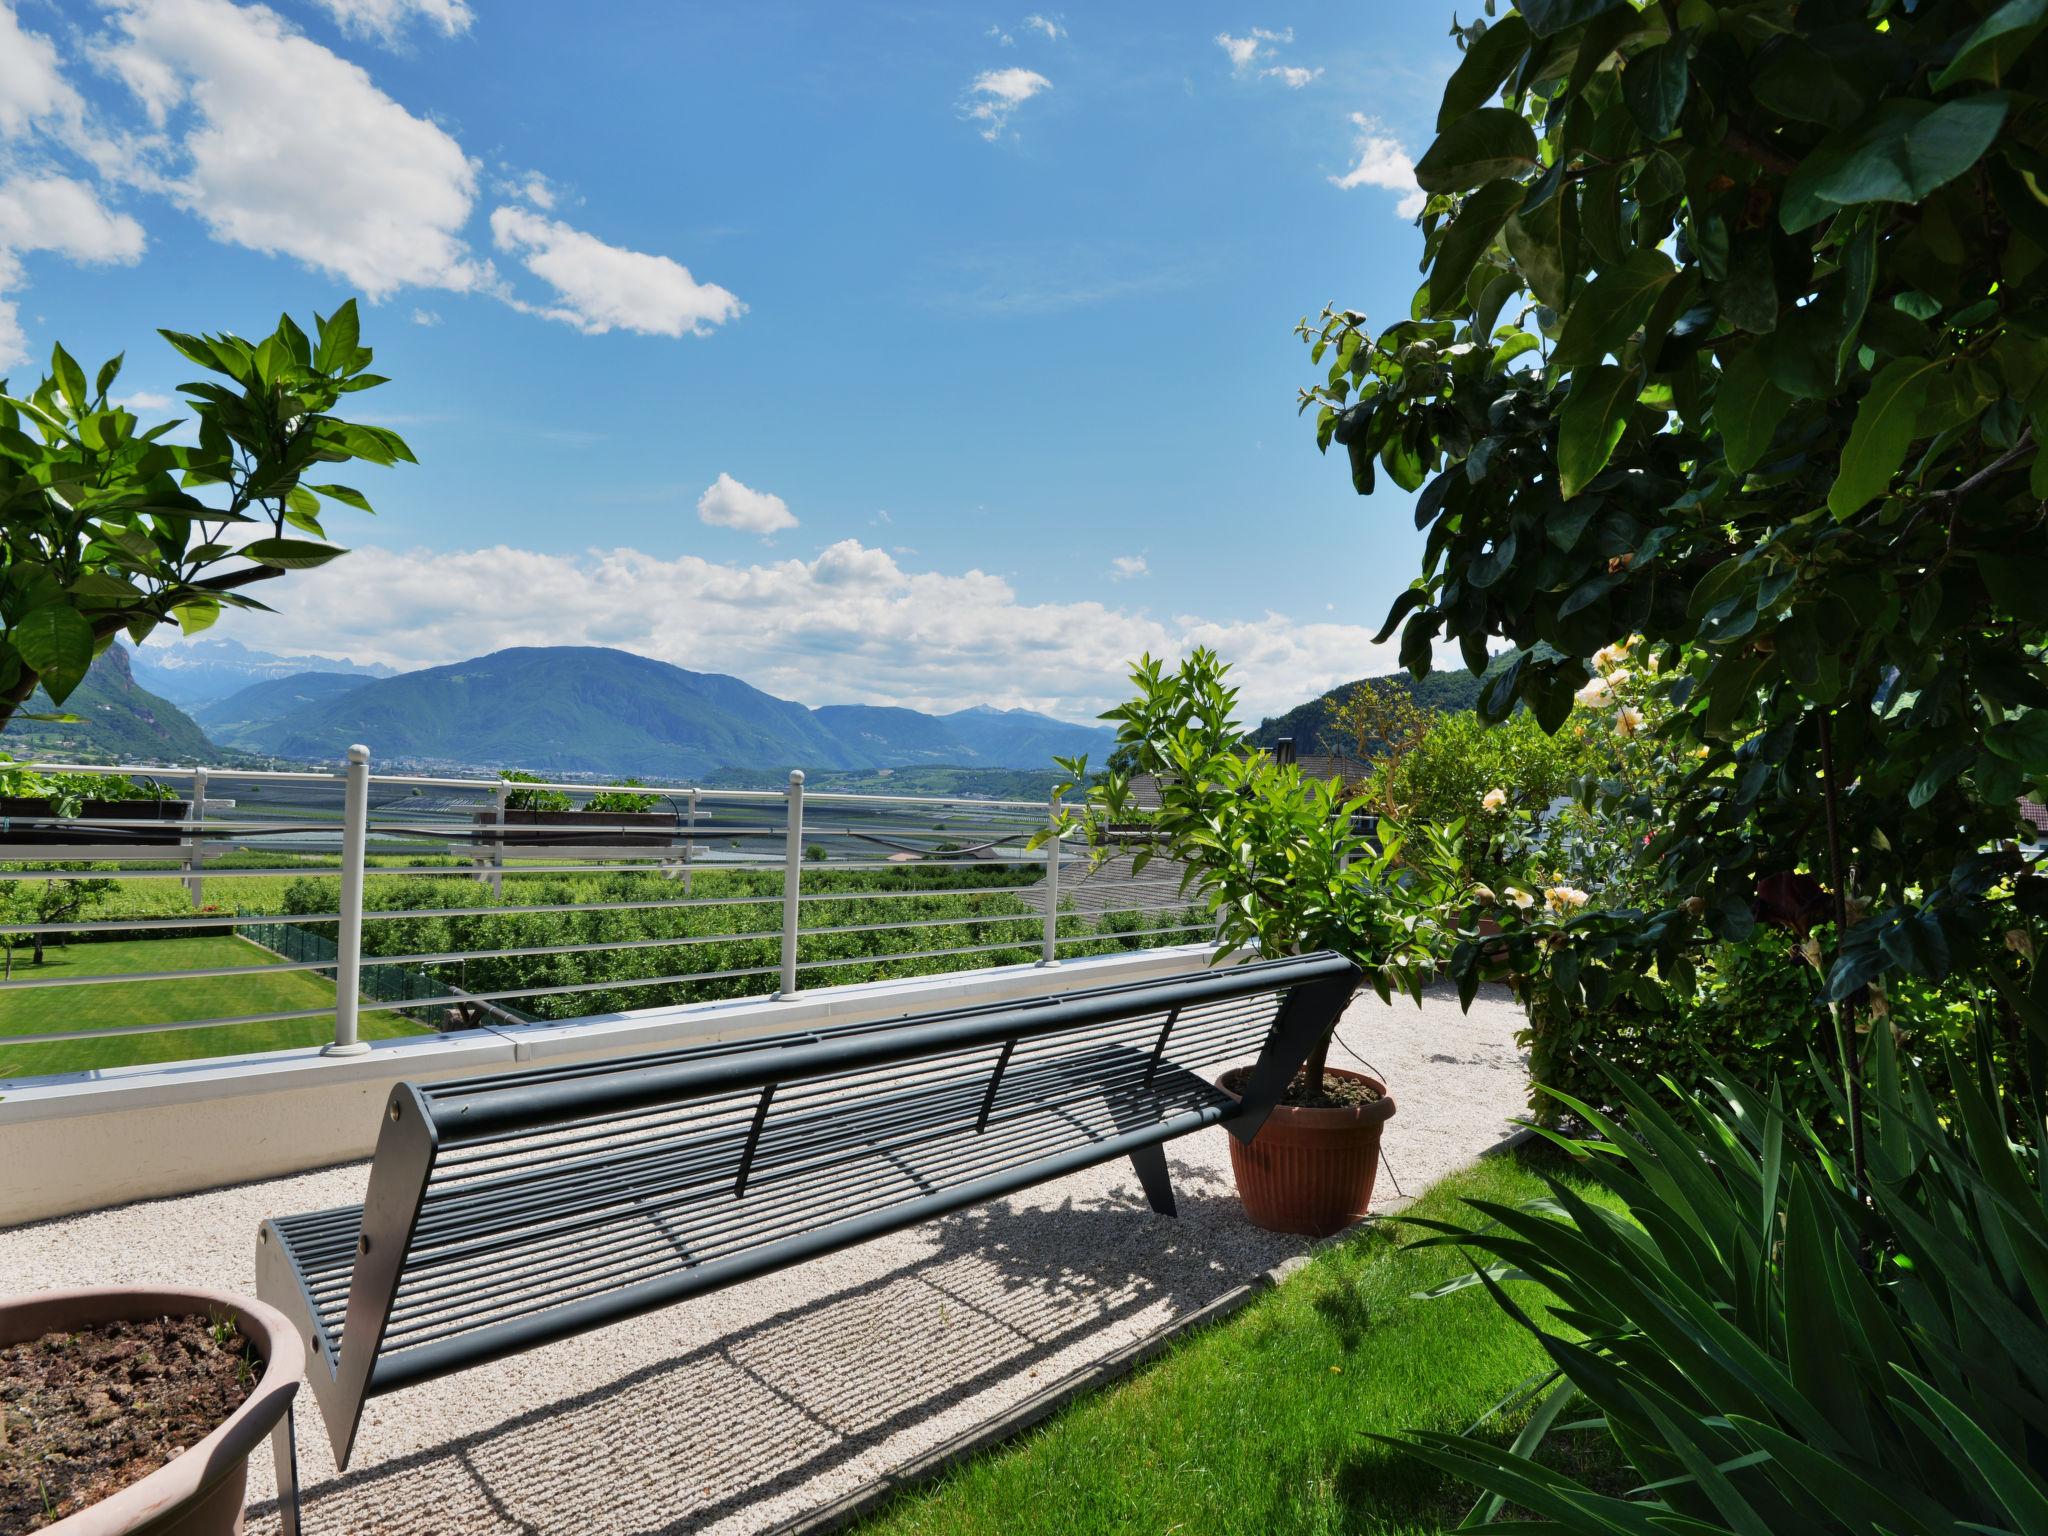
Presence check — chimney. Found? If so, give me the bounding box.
[1274,737,1296,767]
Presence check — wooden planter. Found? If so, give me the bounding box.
[1215,1065,1396,1237]
[473,807,679,849]
[0,1285,302,1534]
[0,797,192,846]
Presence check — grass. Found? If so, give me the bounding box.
[858,1149,1622,1536]
[0,934,425,1078]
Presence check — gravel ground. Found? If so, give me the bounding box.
[0,981,1527,1535]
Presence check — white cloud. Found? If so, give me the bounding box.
[0,1,89,140]
[409,306,441,326]
[201,538,1406,719]
[490,205,744,337]
[1215,32,1261,68]
[1023,13,1065,40]
[1262,64,1321,87]
[963,67,1051,141]
[986,24,1013,46]
[1110,554,1148,581]
[0,174,147,367]
[696,472,797,537]
[95,0,488,299]
[113,389,174,410]
[1216,26,1293,71]
[308,0,472,43]
[1330,113,1425,218]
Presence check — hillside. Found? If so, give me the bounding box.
[1248,650,1522,755]
[813,703,1111,768]
[255,647,849,776]
[5,645,221,764]
[217,646,1116,776]
[193,671,375,750]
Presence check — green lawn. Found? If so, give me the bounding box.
[0,934,425,1078]
[859,1150,1621,1536]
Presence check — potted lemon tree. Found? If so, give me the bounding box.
[1049,648,1460,1235]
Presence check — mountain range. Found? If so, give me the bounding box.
[9,639,1516,780]
[127,636,397,709]
[185,646,1118,776]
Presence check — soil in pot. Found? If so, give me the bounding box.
[0,1315,262,1532]
[1217,1064,1395,1237]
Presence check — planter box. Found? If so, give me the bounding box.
[473,807,679,849]
[0,796,193,846]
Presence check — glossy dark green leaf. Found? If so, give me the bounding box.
[1439,16,1533,128]
[1828,355,1940,518]
[1427,179,1525,313]
[1717,349,1789,476]
[1784,95,2011,231]
[1550,249,1677,373]
[1933,0,2048,90]
[1414,109,1539,195]
[1519,0,1627,38]
[10,604,94,700]
[1558,363,1638,499]
[240,538,349,570]
[1622,38,1687,141]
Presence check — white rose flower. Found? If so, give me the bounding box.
[1505,886,1536,910]
[1481,787,1508,813]
[1574,677,1613,708]
[1545,885,1589,912]
[1615,706,1644,738]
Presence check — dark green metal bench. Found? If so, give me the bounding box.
[256,951,1360,1528]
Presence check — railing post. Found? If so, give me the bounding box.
[1038,790,1062,968]
[778,770,804,996]
[682,788,698,895]
[324,743,373,1057]
[183,765,208,905]
[488,780,508,896]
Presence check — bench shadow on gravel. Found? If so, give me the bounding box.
[248,1156,1265,1535]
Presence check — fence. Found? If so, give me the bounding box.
[235,920,538,1030]
[0,751,1209,1076]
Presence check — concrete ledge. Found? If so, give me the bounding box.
[0,945,1220,1227]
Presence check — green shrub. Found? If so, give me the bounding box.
[497,770,571,812]
[1402,1043,2048,1532]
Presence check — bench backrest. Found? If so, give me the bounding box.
[264,952,1359,1464]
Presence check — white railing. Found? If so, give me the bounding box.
[0,751,1203,1075]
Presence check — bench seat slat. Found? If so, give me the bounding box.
[258,951,1363,1482]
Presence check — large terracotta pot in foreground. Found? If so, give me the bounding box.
[0,1286,302,1535]
[1217,1065,1396,1236]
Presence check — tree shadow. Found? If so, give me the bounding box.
[248,1155,1277,1536]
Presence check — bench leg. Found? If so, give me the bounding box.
[273,1400,303,1536]
[1128,1143,1176,1217]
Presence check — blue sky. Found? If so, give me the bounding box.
[0,0,1458,720]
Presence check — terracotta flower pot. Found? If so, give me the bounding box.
[0,1286,302,1535]
[1216,1065,1396,1236]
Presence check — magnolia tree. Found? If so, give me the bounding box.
[0,301,412,730]
[1304,0,2048,1150]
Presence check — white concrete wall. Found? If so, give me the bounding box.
[0,945,1221,1228]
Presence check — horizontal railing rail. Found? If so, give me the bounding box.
[0,751,1211,1077]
